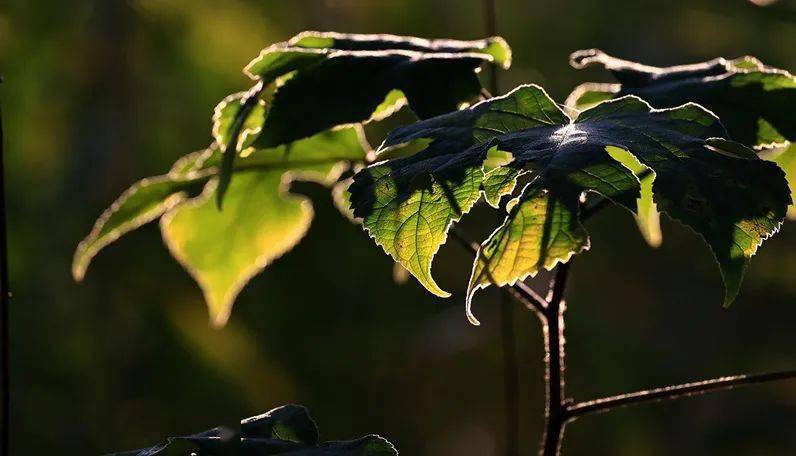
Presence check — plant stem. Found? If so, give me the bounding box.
[539,264,569,456]
[567,368,796,419]
[500,291,519,456]
[481,0,499,95]
[0,93,10,456]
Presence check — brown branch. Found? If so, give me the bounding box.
[567,369,796,419]
[539,264,570,456]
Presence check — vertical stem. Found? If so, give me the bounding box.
[540,263,570,456]
[481,0,499,95]
[0,95,10,456]
[500,292,519,456]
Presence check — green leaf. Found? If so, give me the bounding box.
[77,127,368,326]
[765,143,796,220]
[162,128,367,326]
[212,82,267,208]
[212,89,267,155]
[467,183,589,324]
[244,31,511,148]
[281,436,398,456]
[72,156,213,281]
[215,32,511,207]
[163,171,311,327]
[605,146,662,247]
[349,86,567,296]
[353,84,790,308]
[109,405,398,456]
[568,49,796,148]
[241,405,319,445]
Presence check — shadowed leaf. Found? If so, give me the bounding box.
[353,84,789,310]
[568,49,796,148]
[215,32,511,206]
[109,405,398,456]
[605,146,662,247]
[765,143,796,219]
[245,31,511,148]
[467,183,589,324]
[350,85,566,296]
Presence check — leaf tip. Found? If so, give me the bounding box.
[71,261,86,283]
[465,298,481,326]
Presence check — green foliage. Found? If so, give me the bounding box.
[567,49,796,148]
[216,32,512,203]
[567,50,796,250]
[74,32,510,326]
[111,405,398,456]
[350,85,790,319]
[244,31,511,147]
[76,30,794,326]
[467,184,588,323]
[75,127,369,326]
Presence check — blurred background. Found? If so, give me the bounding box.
[2,0,796,454]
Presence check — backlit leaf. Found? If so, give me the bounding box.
[72,156,213,281]
[467,183,589,324]
[216,32,511,206]
[77,128,368,326]
[161,128,367,326]
[353,84,789,310]
[568,49,796,148]
[244,31,512,148]
[350,85,567,296]
[766,143,796,219]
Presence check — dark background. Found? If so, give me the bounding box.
[3,0,796,454]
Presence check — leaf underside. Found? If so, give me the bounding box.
[567,50,796,250]
[76,31,513,325]
[76,127,367,326]
[245,31,512,148]
[351,84,789,317]
[111,404,398,456]
[216,31,511,217]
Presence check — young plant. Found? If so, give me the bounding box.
[75,32,796,455]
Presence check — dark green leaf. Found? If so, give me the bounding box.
[109,406,397,456]
[241,405,319,445]
[243,31,511,148]
[568,49,796,148]
[352,85,789,312]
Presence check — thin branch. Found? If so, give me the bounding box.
[481,0,499,96]
[567,368,796,419]
[539,264,570,456]
[0,89,10,456]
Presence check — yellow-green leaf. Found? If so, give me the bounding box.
[161,171,312,327]
[467,184,588,324]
